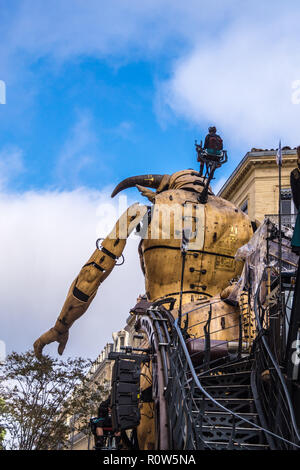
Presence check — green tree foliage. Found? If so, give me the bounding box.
[0,351,106,450]
[0,398,5,449]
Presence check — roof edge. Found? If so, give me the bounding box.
[217,149,297,197]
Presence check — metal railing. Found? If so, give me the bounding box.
[182,300,247,376]
[251,219,300,451]
[265,213,297,229]
[165,315,300,449]
[252,272,300,449]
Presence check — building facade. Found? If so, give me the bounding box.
[217,147,298,224]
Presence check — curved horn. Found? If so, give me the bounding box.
[111,174,164,198]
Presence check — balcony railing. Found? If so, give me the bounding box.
[265,213,297,229]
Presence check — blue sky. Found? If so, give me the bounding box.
[1,51,207,192]
[1,0,300,359]
[2,0,300,196]
[0,1,206,193]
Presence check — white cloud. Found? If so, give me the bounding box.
[2,1,300,152]
[4,0,238,63]
[160,9,300,151]
[0,1,276,82]
[0,188,144,359]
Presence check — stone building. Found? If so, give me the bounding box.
[217,147,298,224]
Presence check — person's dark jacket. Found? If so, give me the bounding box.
[291,168,300,211]
[98,397,110,418]
[204,133,223,150]
[96,397,112,428]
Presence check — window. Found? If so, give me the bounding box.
[240,199,248,214]
[280,189,296,227]
[280,189,294,214]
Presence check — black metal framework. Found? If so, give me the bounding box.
[108,348,150,443]
[265,213,297,229]
[130,296,299,449]
[108,218,300,450]
[166,329,272,450]
[194,140,228,204]
[251,219,300,448]
[164,315,300,449]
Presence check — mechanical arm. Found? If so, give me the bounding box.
[34,203,147,359]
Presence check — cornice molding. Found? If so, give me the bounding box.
[218,152,297,199]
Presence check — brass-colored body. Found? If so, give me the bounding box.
[34,169,253,450]
[141,188,252,308]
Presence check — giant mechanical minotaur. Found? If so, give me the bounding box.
[34,137,254,449]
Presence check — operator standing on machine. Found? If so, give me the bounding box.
[204,126,223,155]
